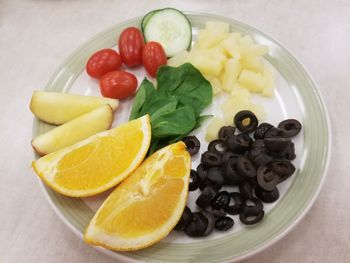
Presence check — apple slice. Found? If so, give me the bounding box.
[32,105,114,156]
[30,91,119,125]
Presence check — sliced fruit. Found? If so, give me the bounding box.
[198,21,230,49]
[84,142,191,251]
[207,77,222,96]
[32,105,114,156]
[205,117,225,142]
[238,69,266,93]
[189,49,223,76]
[241,57,264,73]
[221,33,241,59]
[30,91,119,125]
[221,88,264,124]
[220,58,242,92]
[32,115,151,197]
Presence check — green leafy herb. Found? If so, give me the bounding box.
[130,63,213,152]
[157,63,213,116]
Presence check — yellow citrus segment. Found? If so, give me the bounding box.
[84,141,191,251]
[32,115,151,197]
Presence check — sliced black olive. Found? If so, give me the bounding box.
[248,147,265,161]
[223,159,244,185]
[234,110,258,133]
[254,123,273,139]
[222,152,241,164]
[248,177,258,188]
[253,152,274,166]
[196,164,207,181]
[283,142,296,160]
[189,170,200,191]
[255,186,280,203]
[196,186,218,208]
[264,137,291,153]
[205,206,227,218]
[201,151,223,168]
[201,210,216,236]
[257,165,279,191]
[236,157,256,178]
[218,126,236,141]
[239,180,254,199]
[215,216,234,231]
[237,133,253,145]
[242,197,263,215]
[226,134,251,153]
[224,192,244,215]
[239,210,264,225]
[198,177,221,191]
[182,136,200,155]
[251,139,265,149]
[211,191,230,209]
[269,141,296,160]
[264,127,285,138]
[206,167,225,186]
[184,212,208,237]
[268,160,296,183]
[278,119,302,137]
[208,139,227,155]
[174,206,193,231]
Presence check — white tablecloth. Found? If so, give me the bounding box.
[1,0,349,262]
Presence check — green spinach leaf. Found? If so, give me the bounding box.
[152,106,196,138]
[156,63,213,116]
[129,78,156,120]
[129,63,213,153]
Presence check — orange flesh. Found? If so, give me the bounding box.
[54,121,144,190]
[92,142,190,239]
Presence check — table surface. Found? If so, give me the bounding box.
[1,0,350,262]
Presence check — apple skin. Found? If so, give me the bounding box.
[32,105,114,156]
[30,91,119,125]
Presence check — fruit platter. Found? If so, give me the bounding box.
[30,9,330,263]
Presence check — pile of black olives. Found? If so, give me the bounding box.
[178,110,302,237]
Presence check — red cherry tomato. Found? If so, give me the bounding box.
[142,42,167,77]
[86,49,122,79]
[118,27,144,67]
[99,71,138,99]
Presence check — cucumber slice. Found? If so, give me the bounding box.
[143,8,192,57]
[141,9,159,32]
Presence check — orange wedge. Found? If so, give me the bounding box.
[84,141,191,251]
[32,115,151,197]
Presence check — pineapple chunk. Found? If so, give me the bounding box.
[221,59,242,92]
[238,70,265,93]
[205,117,225,142]
[208,77,222,96]
[197,30,225,50]
[230,86,252,100]
[239,35,254,47]
[241,57,264,73]
[221,87,264,124]
[167,50,189,67]
[262,67,275,97]
[241,45,269,59]
[220,33,242,59]
[197,21,230,49]
[189,50,223,76]
[231,82,250,94]
[205,48,227,66]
